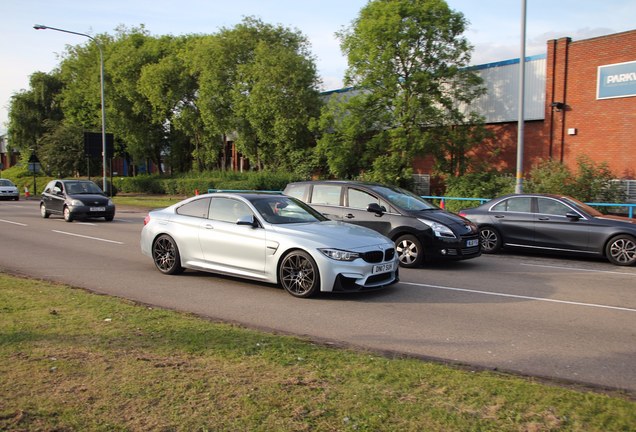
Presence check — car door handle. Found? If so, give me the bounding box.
[203,224,214,229]
[494,215,505,218]
[537,217,550,221]
[345,213,355,219]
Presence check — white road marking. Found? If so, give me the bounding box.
[0,218,27,226]
[77,222,96,226]
[401,281,636,313]
[521,262,636,277]
[51,230,124,245]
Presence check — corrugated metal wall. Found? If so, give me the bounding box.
[468,55,546,123]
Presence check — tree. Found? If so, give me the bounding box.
[187,17,322,173]
[319,0,485,184]
[7,72,64,157]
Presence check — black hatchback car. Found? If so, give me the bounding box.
[459,193,636,266]
[40,179,115,222]
[284,181,480,267]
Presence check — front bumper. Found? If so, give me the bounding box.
[68,204,116,219]
[421,233,481,261]
[314,251,399,293]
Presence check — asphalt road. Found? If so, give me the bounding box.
[1,198,635,394]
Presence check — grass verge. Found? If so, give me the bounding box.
[1,273,634,431]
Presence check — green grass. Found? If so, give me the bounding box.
[1,273,634,431]
[112,194,188,209]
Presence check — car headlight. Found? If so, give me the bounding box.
[68,199,84,206]
[418,219,456,238]
[108,199,114,206]
[319,248,361,261]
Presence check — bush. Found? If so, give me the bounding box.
[444,172,515,212]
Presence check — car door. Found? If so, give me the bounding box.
[488,196,535,246]
[532,197,590,251]
[48,181,66,214]
[199,197,267,274]
[340,187,395,237]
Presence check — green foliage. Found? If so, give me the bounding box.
[319,0,485,180]
[444,171,515,212]
[113,170,303,195]
[525,156,624,203]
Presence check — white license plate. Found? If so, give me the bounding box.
[467,239,479,247]
[90,207,106,212]
[373,262,394,274]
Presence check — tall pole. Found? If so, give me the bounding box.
[34,24,108,194]
[515,0,527,194]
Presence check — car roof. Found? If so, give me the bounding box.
[286,180,391,188]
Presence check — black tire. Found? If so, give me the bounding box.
[63,206,74,222]
[14,196,19,201]
[279,250,320,298]
[40,203,50,219]
[152,234,184,275]
[605,234,636,266]
[479,226,502,254]
[105,215,114,222]
[395,234,424,268]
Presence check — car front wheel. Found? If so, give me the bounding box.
[63,206,74,222]
[152,234,184,275]
[279,250,320,298]
[606,234,636,266]
[479,226,502,253]
[40,203,50,219]
[395,234,423,268]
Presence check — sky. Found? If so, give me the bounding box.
[1,0,634,133]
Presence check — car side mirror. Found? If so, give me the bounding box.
[237,214,258,227]
[565,212,581,220]
[367,202,384,216]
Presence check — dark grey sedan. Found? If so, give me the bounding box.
[459,193,636,266]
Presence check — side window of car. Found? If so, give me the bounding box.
[492,197,532,213]
[55,181,64,194]
[348,188,379,209]
[310,185,342,206]
[209,197,253,223]
[285,183,308,201]
[537,198,571,216]
[176,197,211,218]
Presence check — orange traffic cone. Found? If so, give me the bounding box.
[195,189,199,196]
[440,198,445,209]
[24,187,30,199]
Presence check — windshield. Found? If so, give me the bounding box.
[561,196,604,217]
[249,195,328,224]
[371,185,436,211]
[65,181,104,195]
[0,179,15,187]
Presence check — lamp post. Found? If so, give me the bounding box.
[34,24,108,194]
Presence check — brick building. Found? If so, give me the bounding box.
[413,29,636,181]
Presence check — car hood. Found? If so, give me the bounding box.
[596,215,636,225]
[270,220,393,249]
[0,186,18,191]
[409,209,478,234]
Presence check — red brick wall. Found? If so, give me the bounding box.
[545,30,636,179]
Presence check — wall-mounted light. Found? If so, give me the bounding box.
[550,101,565,112]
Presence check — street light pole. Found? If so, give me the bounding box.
[34,24,108,194]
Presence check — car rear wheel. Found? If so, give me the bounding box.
[395,234,423,268]
[605,234,636,266]
[479,226,502,253]
[63,206,74,222]
[40,203,50,218]
[279,250,320,298]
[152,234,184,275]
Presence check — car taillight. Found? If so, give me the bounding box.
[458,212,466,217]
[143,214,151,225]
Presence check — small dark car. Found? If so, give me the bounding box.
[284,181,480,267]
[40,179,115,222]
[459,193,636,266]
